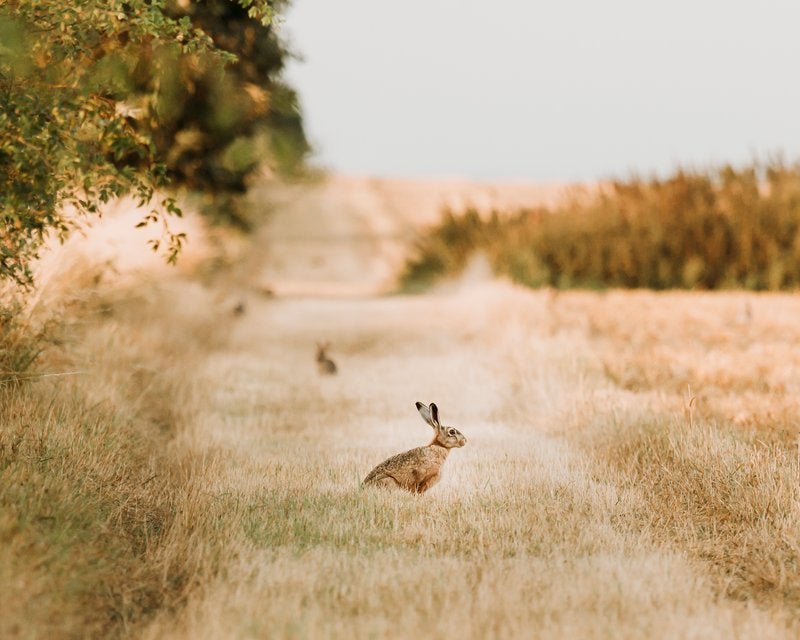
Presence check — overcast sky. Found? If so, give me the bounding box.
[281,1,800,181]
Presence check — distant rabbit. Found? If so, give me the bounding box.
[316,342,337,375]
[363,402,467,493]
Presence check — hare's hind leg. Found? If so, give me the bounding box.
[366,476,401,490]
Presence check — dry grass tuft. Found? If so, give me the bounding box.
[529,289,800,628]
[590,413,800,611]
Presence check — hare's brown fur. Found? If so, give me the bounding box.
[316,342,337,375]
[363,402,466,494]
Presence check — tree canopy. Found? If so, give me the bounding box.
[0,0,307,285]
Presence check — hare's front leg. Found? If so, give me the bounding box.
[415,471,441,494]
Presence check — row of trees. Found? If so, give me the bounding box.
[0,0,308,286]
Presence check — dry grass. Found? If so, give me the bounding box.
[403,161,800,291]
[5,188,800,638]
[131,284,799,639]
[0,261,234,638]
[543,291,800,616]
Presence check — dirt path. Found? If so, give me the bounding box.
[246,174,573,297]
[205,174,543,477]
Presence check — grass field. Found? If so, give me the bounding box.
[133,284,800,639]
[3,180,800,638]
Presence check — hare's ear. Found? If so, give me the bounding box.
[416,401,439,428]
[429,403,440,426]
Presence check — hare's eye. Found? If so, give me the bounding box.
[448,428,456,436]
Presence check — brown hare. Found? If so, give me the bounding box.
[363,402,467,493]
[316,342,337,375]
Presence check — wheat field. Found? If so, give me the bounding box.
[3,179,800,639]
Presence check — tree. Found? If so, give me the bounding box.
[0,0,306,286]
[150,0,309,197]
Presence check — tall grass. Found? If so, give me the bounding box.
[403,161,800,290]
[592,415,800,609]
[0,277,232,639]
[0,299,57,386]
[8,174,800,638]
[522,288,800,616]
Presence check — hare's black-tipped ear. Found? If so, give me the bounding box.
[416,401,438,428]
[429,403,440,426]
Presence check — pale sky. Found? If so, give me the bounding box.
[281,1,800,181]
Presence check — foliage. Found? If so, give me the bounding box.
[144,1,310,215]
[0,0,304,285]
[403,161,800,291]
[400,208,504,291]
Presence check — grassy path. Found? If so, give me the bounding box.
[8,181,799,638]
[137,178,800,637]
[142,284,795,638]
